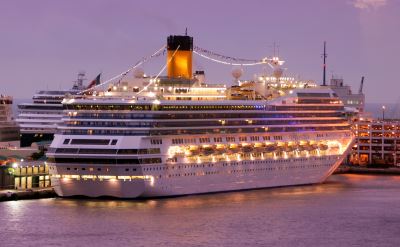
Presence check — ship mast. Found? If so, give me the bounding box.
[322,41,327,86]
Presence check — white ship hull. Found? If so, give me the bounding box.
[50,153,346,198]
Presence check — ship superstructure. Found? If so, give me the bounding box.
[48,35,354,198]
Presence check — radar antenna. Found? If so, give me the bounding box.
[72,71,87,90]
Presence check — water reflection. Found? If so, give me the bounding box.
[1,174,400,247]
[51,175,350,211]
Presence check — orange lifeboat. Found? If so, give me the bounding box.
[318,143,329,150]
[202,146,215,156]
[264,144,277,153]
[241,145,254,153]
[228,144,240,153]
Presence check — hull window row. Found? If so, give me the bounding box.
[63,119,346,128]
[59,126,350,136]
[48,157,162,164]
[66,112,343,120]
[64,104,266,111]
[70,139,110,145]
[50,148,160,155]
[65,103,343,112]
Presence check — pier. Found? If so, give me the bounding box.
[0,188,55,201]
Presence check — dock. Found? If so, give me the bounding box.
[0,188,56,202]
[335,165,400,175]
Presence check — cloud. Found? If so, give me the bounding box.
[352,0,387,10]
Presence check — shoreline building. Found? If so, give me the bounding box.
[0,95,20,148]
[350,118,400,167]
[1,161,51,189]
[1,95,47,189]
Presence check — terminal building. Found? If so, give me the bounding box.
[0,160,50,189]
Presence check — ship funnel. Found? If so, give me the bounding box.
[167,35,193,79]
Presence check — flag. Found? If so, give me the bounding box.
[86,73,101,89]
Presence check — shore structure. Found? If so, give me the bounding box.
[0,95,50,190]
[350,117,400,167]
[0,95,20,149]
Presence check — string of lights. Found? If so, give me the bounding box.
[79,45,166,94]
[194,46,262,63]
[193,50,269,66]
[193,50,266,66]
[136,45,181,96]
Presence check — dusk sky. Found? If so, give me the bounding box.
[1,0,399,103]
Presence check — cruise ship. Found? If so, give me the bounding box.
[16,72,93,147]
[48,35,354,198]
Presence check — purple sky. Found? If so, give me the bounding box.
[1,0,399,103]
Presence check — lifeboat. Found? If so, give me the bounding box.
[186,146,201,156]
[228,145,240,153]
[188,149,201,156]
[318,143,329,150]
[281,145,289,152]
[254,144,265,152]
[241,145,254,153]
[292,144,300,151]
[305,144,314,151]
[215,147,226,155]
[285,145,296,152]
[330,144,340,150]
[174,152,185,157]
[202,146,215,156]
[277,145,286,153]
[298,144,307,151]
[264,144,277,153]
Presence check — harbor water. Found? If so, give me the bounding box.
[1,174,400,247]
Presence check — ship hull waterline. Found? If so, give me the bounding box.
[50,152,348,199]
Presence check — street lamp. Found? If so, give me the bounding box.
[382,105,386,121]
